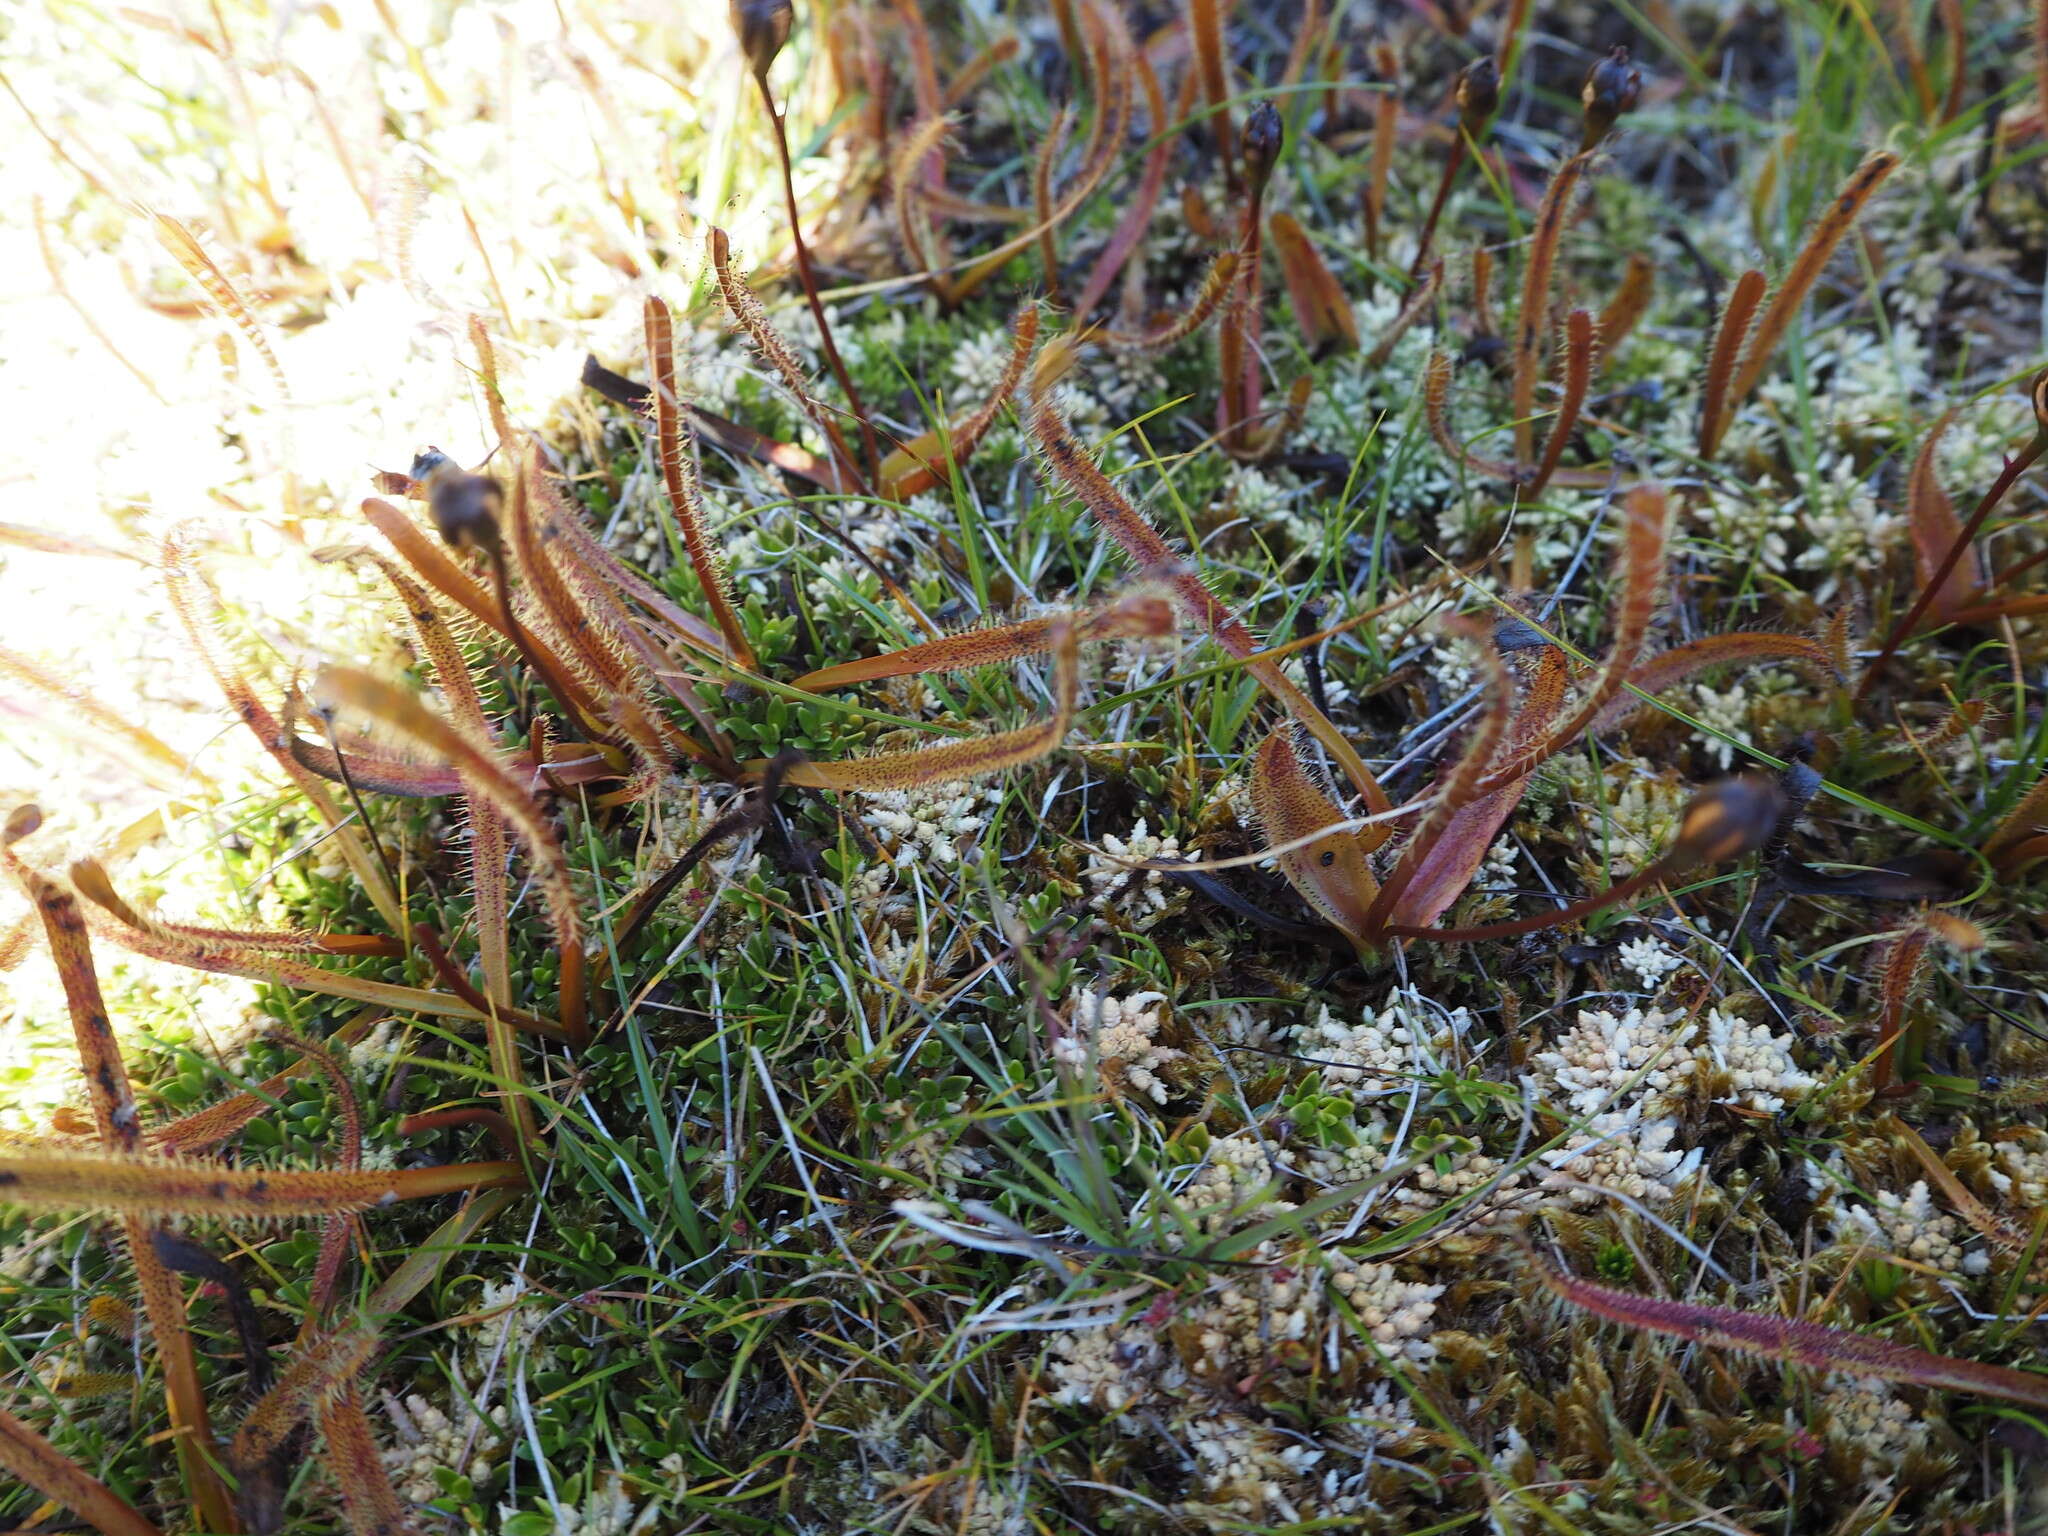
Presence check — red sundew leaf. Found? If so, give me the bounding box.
[1534,1252,2048,1409]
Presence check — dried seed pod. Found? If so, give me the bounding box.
[732,0,793,84]
[411,449,502,553]
[1671,775,1785,867]
[1242,100,1283,199]
[1456,56,1500,135]
[1580,46,1641,150]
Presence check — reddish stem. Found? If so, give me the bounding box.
[762,79,880,488]
[1860,435,2046,697]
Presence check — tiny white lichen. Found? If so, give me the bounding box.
[1084,820,1185,929]
[1616,933,1683,991]
[1538,1106,1702,1206]
[1533,1006,1698,1118]
[382,1392,509,1505]
[1700,1008,1817,1112]
[1054,989,1183,1105]
[1840,1182,1989,1276]
[858,783,1003,869]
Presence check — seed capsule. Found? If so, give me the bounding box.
[1456,57,1500,138]
[1580,46,1641,150]
[732,0,794,85]
[1672,775,1784,867]
[1242,101,1284,200]
[411,449,502,553]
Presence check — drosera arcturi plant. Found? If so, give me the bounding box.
[0,804,526,1536]
[25,0,2048,1528]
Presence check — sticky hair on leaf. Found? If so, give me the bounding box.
[1250,726,1383,945]
[1701,152,1901,457]
[647,294,761,667]
[0,1142,527,1220]
[1526,1242,2048,1410]
[1027,362,1391,824]
[878,302,1040,499]
[794,588,1174,692]
[315,664,587,1044]
[761,605,1118,792]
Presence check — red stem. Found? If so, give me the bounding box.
[763,80,880,489]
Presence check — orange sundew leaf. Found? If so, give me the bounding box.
[891,113,957,287]
[1423,349,1518,482]
[1269,212,1359,354]
[0,1406,163,1536]
[314,663,586,1045]
[1697,267,1768,459]
[359,498,600,719]
[1511,151,1591,463]
[1707,152,1902,456]
[1986,765,2048,871]
[162,525,404,933]
[879,304,1040,500]
[1367,259,1443,371]
[764,616,1096,792]
[793,591,1173,692]
[2,807,235,1533]
[518,458,700,777]
[1474,484,1669,794]
[1386,645,1569,933]
[1532,1251,2048,1409]
[0,643,189,791]
[514,467,731,769]
[1027,362,1392,830]
[1391,776,1785,944]
[152,212,298,519]
[346,551,512,1008]
[0,519,148,561]
[503,461,636,717]
[1098,251,1241,353]
[1905,409,1984,627]
[350,551,531,1142]
[1595,629,1835,733]
[709,226,864,489]
[1073,45,1181,318]
[63,861,398,958]
[0,1142,525,1219]
[1595,252,1655,373]
[230,1317,382,1531]
[1250,728,1383,946]
[1186,0,1234,186]
[912,187,1029,226]
[1032,106,1076,305]
[1521,308,1598,499]
[0,910,31,971]
[1363,44,1400,261]
[283,727,467,798]
[147,1012,379,1155]
[63,855,556,1035]
[1363,617,1516,938]
[47,1369,133,1398]
[319,1382,421,1536]
[646,295,757,668]
[947,0,1133,305]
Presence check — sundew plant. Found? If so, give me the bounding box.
[5,0,2048,1532]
